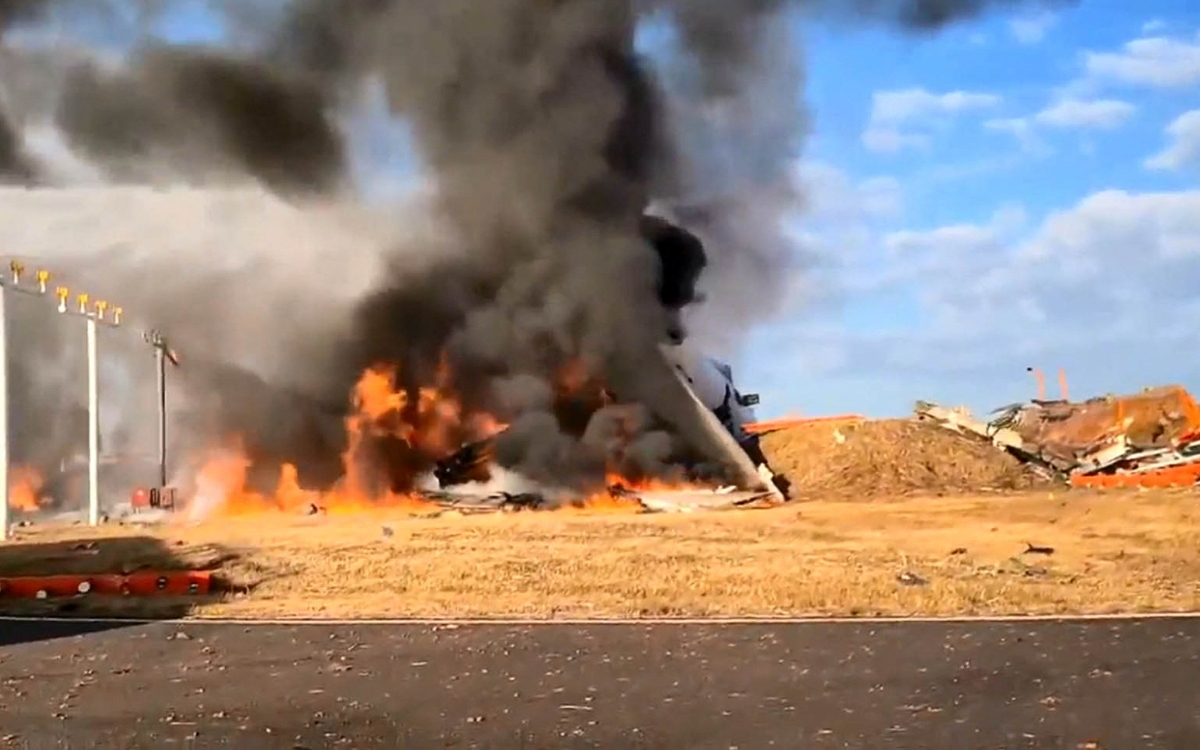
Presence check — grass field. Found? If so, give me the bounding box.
[2,487,1199,619]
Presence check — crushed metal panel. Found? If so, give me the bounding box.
[632,489,776,513]
[1007,385,1200,452]
[1126,452,1200,475]
[1074,435,1134,474]
[915,401,1073,476]
[422,491,546,513]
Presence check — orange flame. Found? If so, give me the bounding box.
[571,470,710,514]
[184,357,718,520]
[9,466,44,513]
[186,363,508,519]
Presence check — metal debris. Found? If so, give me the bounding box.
[916,385,1200,489]
[630,489,777,513]
[494,492,545,512]
[896,571,928,587]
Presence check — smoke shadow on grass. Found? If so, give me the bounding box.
[0,533,243,645]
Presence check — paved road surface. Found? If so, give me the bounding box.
[1,617,1199,748]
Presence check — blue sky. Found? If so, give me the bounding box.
[740,0,1200,419]
[28,0,1200,421]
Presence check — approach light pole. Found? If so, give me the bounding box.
[0,263,60,540]
[0,271,9,542]
[0,259,175,540]
[143,330,179,491]
[57,288,123,527]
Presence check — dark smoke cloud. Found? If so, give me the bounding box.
[874,0,1071,28]
[0,0,1073,497]
[0,0,49,29]
[0,1,42,181]
[267,0,1072,488]
[0,109,34,180]
[56,46,347,193]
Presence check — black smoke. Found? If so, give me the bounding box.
[55,46,346,194]
[0,0,1074,496]
[0,110,33,181]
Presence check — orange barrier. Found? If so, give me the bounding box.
[744,415,867,435]
[0,570,212,599]
[1070,463,1200,489]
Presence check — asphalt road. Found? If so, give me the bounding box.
[1,617,1199,749]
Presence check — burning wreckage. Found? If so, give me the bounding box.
[120,213,791,523]
[8,214,786,522]
[424,215,789,514]
[917,384,1200,490]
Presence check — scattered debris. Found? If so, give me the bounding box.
[1023,543,1055,556]
[916,385,1200,490]
[896,571,928,587]
[494,492,545,512]
[434,438,495,489]
[627,488,776,513]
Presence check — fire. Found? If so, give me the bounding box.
[573,470,706,514]
[604,471,695,493]
[183,357,715,520]
[185,362,507,519]
[9,466,44,513]
[556,358,594,396]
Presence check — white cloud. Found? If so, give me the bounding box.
[862,88,1001,154]
[755,185,1200,414]
[1009,11,1058,44]
[857,176,905,220]
[1145,109,1200,170]
[1085,33,1200,88]
[1033,98,1137,129]
[870,89,1002,122]
[984,117,1049,154]
[798,162,903,222]
[909,188,1200,342]
[1141,19,1168,35]
[982,99,1134,155]
[1021,190,1200,262]
[861,127,930,154]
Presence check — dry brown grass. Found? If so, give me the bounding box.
[3,487,1199,619]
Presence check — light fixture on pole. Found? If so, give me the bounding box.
[0,261,55,541]
[142,329,179,492]
[53,285,120,528]
[0,268,10,541]
[0,259,157,535]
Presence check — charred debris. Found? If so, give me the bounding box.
[917,384,1200,490]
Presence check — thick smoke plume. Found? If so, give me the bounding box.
[0,0,1071,503]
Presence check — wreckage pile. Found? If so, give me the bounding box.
[759,417,1045,499]
[916,385,1200,489]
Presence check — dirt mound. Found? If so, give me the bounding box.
[760,418,1048,499]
